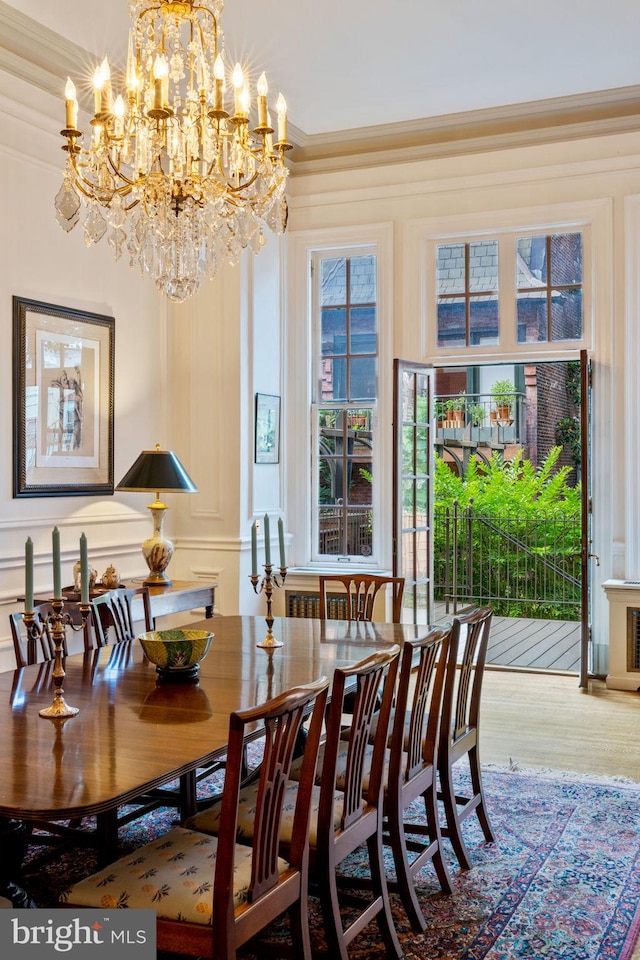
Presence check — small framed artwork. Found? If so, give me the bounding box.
[13,296,115,498]
[255,393,280,464]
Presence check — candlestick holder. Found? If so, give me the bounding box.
[249,564,287,648]
[23,598,91,719]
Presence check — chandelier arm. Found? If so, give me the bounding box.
[226,171,259,195]
[106,152,136,187]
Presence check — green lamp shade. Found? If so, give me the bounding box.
[116,448,198,493]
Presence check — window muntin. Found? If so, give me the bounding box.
[318,407,373,557]
[436,241,499,347]
[516,233,583,343]
[315,252,377,559]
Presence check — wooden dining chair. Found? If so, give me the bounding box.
[187,646,403,960]
[89,586,152,647]
[381,626,453,931]
[318,573,405,623]
[61,677,330,960]
[438,605,495,871]
[10,604,60,668]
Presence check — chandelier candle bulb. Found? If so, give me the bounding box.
[153,55,169,110]
[232,63,244,115]
[52,527,62,600]
[64,78,77,129]
[213,54,225,112]
[92,66,104,115]
[25,537,34,614]
[257,72,268,128]
[276,93,287,143]
[264,513,271,565]
[101,58,112,112]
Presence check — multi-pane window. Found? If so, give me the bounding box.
[436,241,499,347]
[434,231,584,350]
[516,233,583,343]
[315,253,377,559]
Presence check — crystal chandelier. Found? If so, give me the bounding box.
[54,0,291,302]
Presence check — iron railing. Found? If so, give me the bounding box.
[434,499,581,620]
[435,391,526,447]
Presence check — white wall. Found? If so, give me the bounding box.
[167,234,287,618]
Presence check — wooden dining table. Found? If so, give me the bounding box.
[0,615,428,873]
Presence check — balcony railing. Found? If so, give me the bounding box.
[435,392,526,446]
[434,499,581,620]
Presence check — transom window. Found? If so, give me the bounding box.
[313,251,378,559]
[434,230,584,352]
[436,240,499,347]
[516,233,583,343]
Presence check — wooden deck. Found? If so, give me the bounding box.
[486,614,581,672]
[433,604,581,673]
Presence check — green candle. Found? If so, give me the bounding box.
[251,521,258,577]
[80,532,89,604]
[264,513,271,565]
[278,517,286,568]
[25,537,34,613]
[52,526,61,599]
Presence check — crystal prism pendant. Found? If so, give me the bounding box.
[83,204,108,246]
[108,227,127,261]
[54,177,81,232]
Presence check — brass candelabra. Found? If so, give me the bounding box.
[23,598,91,719]
[250,564,287,648]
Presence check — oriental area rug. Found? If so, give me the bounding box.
[21,766,640,960]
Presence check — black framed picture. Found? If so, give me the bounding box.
[13,296,115,498]
[255,393,280,464]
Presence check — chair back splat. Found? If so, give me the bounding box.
[61,677,330,960]
[10,604,61,669]
[314,646,402,960]
[438,606,495,871]
[89,587,152,648]
[382,626,453,931]
[318,574,405,623]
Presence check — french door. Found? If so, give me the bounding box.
[579,348,595,686]
[392,359,434,623]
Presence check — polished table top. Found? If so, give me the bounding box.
[0,616,428,822]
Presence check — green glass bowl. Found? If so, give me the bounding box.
[138,629,214,681]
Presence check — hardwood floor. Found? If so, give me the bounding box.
[480,669,640,781]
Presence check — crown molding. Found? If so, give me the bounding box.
[288,85,640,176]
[2,1,639,175]
[0,2,94,90]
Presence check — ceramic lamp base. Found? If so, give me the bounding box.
[142,500,174,586]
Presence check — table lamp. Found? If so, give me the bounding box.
[116,444,198,586]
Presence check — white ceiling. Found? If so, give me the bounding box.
[3,0,640,137]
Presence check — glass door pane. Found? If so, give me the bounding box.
[393,359,433,623]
